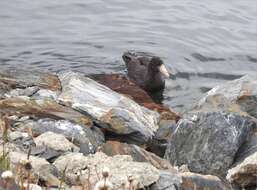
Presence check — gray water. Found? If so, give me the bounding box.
[0,0,256,112]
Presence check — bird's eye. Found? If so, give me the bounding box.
[139,60,144,66]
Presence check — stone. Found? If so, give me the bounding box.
[58,71,159,144]
[53,152,160,189]
[149,170,182,190]
[34,131,79,153]
[147,120,177,157]
[0,69,61,91]
[0,97,92,127]
[180,172,230,190]
[195,74,257,119]
[164,111,255,176]
[5,86,40,98]
[33,89,58,101]
[18,118,104,155]
[226,152,257,188]
[9,152,60,187]
[100,141,172,170]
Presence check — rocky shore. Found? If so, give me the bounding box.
[0,69,256,190]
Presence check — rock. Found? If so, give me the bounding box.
[164,111,255,176]
[34,132,79,153]
[30,145,61,162]
[58,71,159,144]
[235,132,257,162]
[0,69,61,91]
[147,120,177,157]
[226,152,257,188]
[149,170,182,190]
[33,89,58,101]
[100,141,172,170]
[18,118,104,155]
[8,131,35,151]
[0,97,92,127]
[180,172,230,190]
[53,152,160,189]
[195,74,257,119]
[5,86,40,98]
[9,152,60,187]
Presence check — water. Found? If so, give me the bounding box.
[0,0,256,112]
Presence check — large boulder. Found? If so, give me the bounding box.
[149,170,182,190]
[9,152,60,187]
[180,172,230,190]
[226,132,257,188]
[58,71,159,144]
[226,152,257,189]
[0,69,61,91]
[164,111,255,176]
[0,97,92,127]
[34,131,79,153]
[100,141,172,170]
[195,74,257,119]
[53,152,160,189]
[17,118,104,155]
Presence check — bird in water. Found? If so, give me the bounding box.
[89,51,179,121]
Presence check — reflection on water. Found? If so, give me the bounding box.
[0,0,256,112]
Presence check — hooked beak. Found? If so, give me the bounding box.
[159,64,170,78]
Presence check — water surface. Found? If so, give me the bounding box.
[0,0,256,112]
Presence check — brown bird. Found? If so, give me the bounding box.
[88,51,179,121]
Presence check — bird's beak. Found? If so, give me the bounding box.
[159,64,170,78]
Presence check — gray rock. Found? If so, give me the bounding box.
[9,152,60,187]
[33,89,58,101]
[0,69,61,91]
[5,86,39,98]
[165,111,255,176]
[34,131,79,153]
[195,74,257,119]
[53,152,160,189]
[18,118,104,155]
[147,120,177,157]
[150,170,182,190]
[226,152,257,188]
[180,172,230,190]
[58,71,159,144]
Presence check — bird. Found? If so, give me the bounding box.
[88,51,179,121]
[122,51,170,92]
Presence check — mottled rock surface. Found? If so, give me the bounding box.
[100,141,172,170]
[0,69,61,91]
[9,152,60,186]
[58,71,159,144]
[34,131,79,153]
[149,170,182,190]
[165,112,255,176]
[180,172,230,190]
[227,152,257,188]
[195,74,257,119]
[0,97,92,127]
[53,152,160,189]
[17,118,104,154]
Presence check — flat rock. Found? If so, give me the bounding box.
[100,140,172,170]
[149,170,182,190]
[9,152,60,187]
[0,69,61,91]
[53,152,160,189]
[180,172,229,190]
[34,131,79,153]
[164,111,255,176]
[226,152,257,188]
[58,71,159,144]
[17,118,104,155]
[0,97,92,127]
[195,74,257,119]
